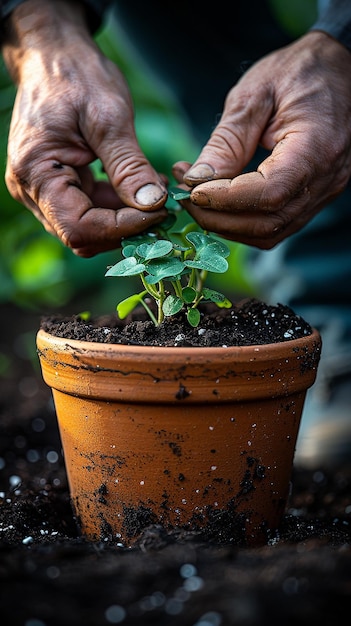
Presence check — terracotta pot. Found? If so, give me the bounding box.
[36,327,321,546]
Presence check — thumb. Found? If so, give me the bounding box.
[183,81,272,186]
[89,121,167,211]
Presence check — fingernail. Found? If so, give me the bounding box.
[135,183,166,206]
[185,163,215,182]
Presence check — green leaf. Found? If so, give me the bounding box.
[186,232,230,257]
[173,242,190,252]
[202,288,227,303]
[144,257,185,284]
[78,311,91,321]
[136,239,173,261]
[105,257,146,277]
[121,233,157,248]
[168,187,191,201]
[170,222,201,248]
[217,297,233,309]
[187,308,201,327]
[167,233,191,250]
[184,232,230,273]
[117,292,147,319]
[185,231,208,251]
[202,289,232,308]
[122,244,138,258]
[163,295,183,316]
[182,286,196,303]
[185,254,229,273]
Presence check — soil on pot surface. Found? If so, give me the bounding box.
[1,303,350,626]
[40,298,313,347]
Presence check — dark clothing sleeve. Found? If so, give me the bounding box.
[310,0,351,51]
[2,1,351,51]
[0,0,112,44]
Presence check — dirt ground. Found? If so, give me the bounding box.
[1,303,350,626]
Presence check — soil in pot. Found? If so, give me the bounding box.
[40,297,314,347]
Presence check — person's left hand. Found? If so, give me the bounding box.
[173,31,351,249]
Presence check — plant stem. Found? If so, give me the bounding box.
[140,275,159,300]
[198,269,208,291]
[139,299,158,326]
[139,275,162,326]
[172,280,183,298]
[157,281,165,325]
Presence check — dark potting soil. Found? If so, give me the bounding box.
[40,298,313,347]
[1,303,351,625]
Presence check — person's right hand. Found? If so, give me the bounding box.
[172,31,351,250]
[2,0,168,257]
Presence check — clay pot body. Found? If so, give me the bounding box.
[36,328,321,546]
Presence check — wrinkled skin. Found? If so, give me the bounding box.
[175,31,351,249]
[3,0,168,257]
[3,1,351,256]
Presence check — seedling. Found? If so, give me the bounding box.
[105,188,232,327]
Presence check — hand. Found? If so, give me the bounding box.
[173,32,351,249]
[2,0,167,257]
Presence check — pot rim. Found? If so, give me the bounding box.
[37,327,321,358]
[36,328,322,403]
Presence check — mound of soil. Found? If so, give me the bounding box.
[1,303,350,626]
[40,298,313,347]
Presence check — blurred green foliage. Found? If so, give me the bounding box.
[0,2,318,312]
[268,0,318,38]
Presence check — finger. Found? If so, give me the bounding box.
[85,108,168,211]
[172,161,193,183]
[8,162,167,257]
[87,180,126,210]
[189,129,349,221]
[189,136,319,213]
[68,206,168,257]
[74,166,126,209]
[190,172,298,212]
[185,188,320,250]
[22,190,167,257]
[78,165,169,209]
[183,83,272,185]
